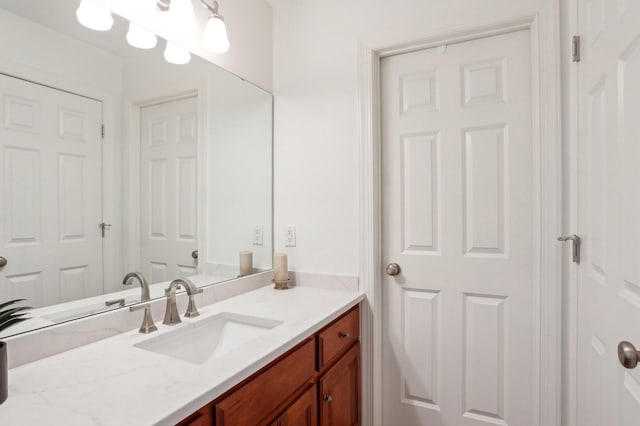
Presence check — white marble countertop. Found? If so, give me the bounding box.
[0,285,364,425]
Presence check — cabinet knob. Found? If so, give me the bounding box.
[323,395,333,403]
[339,332,351,339]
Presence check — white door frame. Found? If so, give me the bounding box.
[564,1,579,425]
[357,9,562,426]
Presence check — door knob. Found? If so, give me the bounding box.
[0,256,6,268]
[192,250,198,260]
[618,341,640,369]
[386,263,401,276]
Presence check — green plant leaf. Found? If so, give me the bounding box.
[0,299,26,311]
[0,299,31,333]
[0,317,29,333]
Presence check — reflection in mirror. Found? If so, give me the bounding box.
[0,0,273,337]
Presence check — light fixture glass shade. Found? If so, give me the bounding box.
[127,22,158,49]
[76,0,114,31]
[203,16,229,53]
[168,0,197,38]
[164,41,191,65]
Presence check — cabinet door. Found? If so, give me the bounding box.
[275,386,317,426]
[318,343,360,426]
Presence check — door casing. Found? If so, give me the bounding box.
[357,9,562,426]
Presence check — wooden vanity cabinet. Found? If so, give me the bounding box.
[176,305,360,426]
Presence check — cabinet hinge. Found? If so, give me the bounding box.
[101,124,105,138]
[572,36,581,63]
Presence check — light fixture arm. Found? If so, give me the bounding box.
[200,0,224,20]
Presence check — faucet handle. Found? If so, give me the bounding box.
[129,303,150,312]
[165,284,182,296]
[129,303,157,334]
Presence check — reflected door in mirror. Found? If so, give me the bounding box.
[0,74,103,307]
[140,96,198,284]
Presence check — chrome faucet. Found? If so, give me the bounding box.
[163,278,203,325]
[123,272,150,302]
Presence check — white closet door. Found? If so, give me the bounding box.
[140,96,198,284]
[381,30,535,425]
[575,1,640,425]
[0,73,103,307]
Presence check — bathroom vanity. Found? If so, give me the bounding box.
[178,305,360,426]
[0,282,363,425]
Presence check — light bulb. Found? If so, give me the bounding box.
[203,16,229,53]
[127,22,158,49]
[164,41,191,65]
[168,0,196,38]
[76,0,114,31]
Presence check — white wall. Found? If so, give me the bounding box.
[97,0,273,92]
[206,75,273,273]
[271,0,555,275]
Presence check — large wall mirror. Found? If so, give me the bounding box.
[0,0,273,337]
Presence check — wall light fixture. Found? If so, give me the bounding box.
[76,0,229,64]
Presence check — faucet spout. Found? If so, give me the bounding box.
[163,278,203,322]
[123,272,150,302]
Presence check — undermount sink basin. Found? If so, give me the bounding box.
[134,312,283,364]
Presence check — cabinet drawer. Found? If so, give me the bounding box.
[318,306,359,369]
[215,339,315,426]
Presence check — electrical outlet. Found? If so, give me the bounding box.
[253,225,263,245]
[285,225,296,247]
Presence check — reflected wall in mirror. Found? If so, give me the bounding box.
[0,0,273,337]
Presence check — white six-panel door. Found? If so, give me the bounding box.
[381,30,535,425]
[0,73,103,307]
[576,1,640,424]
[140,97,198,284]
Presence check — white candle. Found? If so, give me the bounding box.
[273,253,288,282]
[239,250,253,276]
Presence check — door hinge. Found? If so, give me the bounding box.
[101,124,105,138]
[572,36,581,63]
